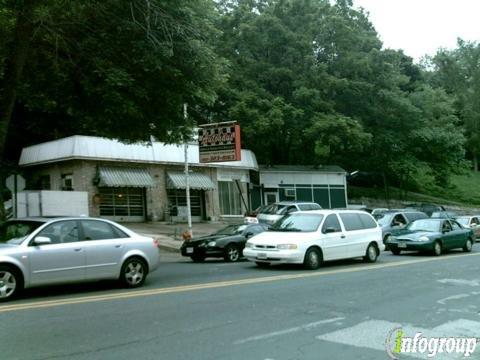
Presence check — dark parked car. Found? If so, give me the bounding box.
[404,203,445,217]
[385,218,474,256]
[431,211,457,219]
[180,223,269,262]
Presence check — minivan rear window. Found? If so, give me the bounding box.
[339,213,364,231]
[358,213,377,229]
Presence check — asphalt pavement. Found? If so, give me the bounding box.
[3,249,480,360]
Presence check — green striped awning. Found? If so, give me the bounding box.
[98,167,155,187]
[167,172,215,190]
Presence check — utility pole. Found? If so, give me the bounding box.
[184,104,193,238]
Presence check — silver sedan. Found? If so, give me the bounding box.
[0,217,161,301]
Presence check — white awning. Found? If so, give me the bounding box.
[98,167,155,187]
[166,172,215,190]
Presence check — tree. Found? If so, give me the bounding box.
[430,40,480,170]
[1,0,226,163]
[213,0,464,190]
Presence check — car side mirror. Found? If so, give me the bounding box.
[245,232,254,238]
[442,228,450,233]
[33,236,52,245]
[324,227,337,234]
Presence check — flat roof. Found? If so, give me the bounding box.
[259,164,346,174]
[19,135,258,170]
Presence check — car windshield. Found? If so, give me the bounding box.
[376,214,394,226]
[455,217,469,226]
[407,219,441,232]
[215,224,248,236]
[260,204,288,215]
[270,213,323,232]
[0,220,44,245]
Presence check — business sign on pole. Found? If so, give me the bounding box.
[198,122,241,163]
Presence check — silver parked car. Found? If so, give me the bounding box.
[0,217,161,301]
[376,210,428,243]
[256,201,322,225]
[455,215,480,239]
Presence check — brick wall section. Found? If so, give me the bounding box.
[146,165,165,221]
[21,160,248,222]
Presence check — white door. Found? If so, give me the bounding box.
[337,213,370,257]
[28,220,85,286]
[320,214,349,260]
[264,192,278,205]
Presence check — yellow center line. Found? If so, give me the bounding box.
[1,251,479,313]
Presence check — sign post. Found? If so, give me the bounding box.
[184,104,193,238]
[6,174,26,218]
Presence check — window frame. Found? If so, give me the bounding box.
[322,214,342,233]
[79,219,128,241]
[31,220,80,245]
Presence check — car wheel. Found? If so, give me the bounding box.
[463,238,473,253]
[224,244,241,262]
[190,254,206,263]
[432,241,442,256]
[120,257,147,288]
[0,265,22,302]
[391,249,401,255]
[303,248,322,270]
[364,243,378,263]
[255,262,270,268]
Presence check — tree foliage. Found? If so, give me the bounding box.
[0,0,474,197]
[430,40,480,170]
[211,0,465,189]
[0,0,225,162]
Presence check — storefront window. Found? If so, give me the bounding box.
[99,187,145,217]
[218,181,242,215]
[167,189,202,217]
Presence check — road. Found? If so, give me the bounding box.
[2,248,480,360]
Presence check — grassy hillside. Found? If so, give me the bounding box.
[449,172,480,205]
[348,171,480,208]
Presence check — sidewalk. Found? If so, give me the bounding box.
[123,221,228,253]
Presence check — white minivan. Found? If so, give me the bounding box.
[243,210,384,269]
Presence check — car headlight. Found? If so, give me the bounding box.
[277,244,298,250]
[418,236,430,242]
[207,241,216,247]
[245,242,253,248]
[386,235,396,242]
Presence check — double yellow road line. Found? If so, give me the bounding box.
[1,252,479,313]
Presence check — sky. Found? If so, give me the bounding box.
[352,0,480,61]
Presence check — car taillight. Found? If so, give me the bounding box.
[153,239,161,249]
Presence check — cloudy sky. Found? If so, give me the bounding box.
[352,0,479,60]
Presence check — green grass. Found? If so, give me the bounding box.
[348,171,480,207]
[449,172,480,205]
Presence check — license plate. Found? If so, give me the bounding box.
[186,247,194,254]
[257,253,267,260]
[398,242,407,248]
